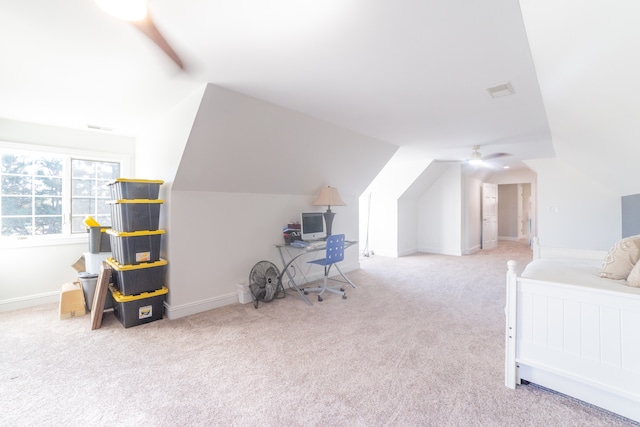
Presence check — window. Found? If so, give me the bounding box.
[71,159,120,233]
[1,143,127,243]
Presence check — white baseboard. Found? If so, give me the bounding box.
[463,244,482,255]
[165,261,361,319]
[164,292,239,319]
[0,291,59,313]
[418,246,462,256]
[398,247,418,257]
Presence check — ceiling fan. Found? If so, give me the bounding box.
[95,0,185,70]
[436,145,510,167]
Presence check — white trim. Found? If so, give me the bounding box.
[0,140,131,248]
[0,234,86,249]
[464,244,482,255]
[0,291,59,312]
[418,246,462,256]
[398,247,419,257]
[164,262,361,318]
[164,292,239,319]
[517,364,640,423]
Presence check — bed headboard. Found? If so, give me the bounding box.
[532,237,608,261]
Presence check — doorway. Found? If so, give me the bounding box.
[497,183,532,243]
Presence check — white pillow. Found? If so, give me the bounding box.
[599,235,640,280]
[626,260,640,287]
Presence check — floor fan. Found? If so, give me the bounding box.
[248,261,283,308]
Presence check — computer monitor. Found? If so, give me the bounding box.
[300,212,326,241]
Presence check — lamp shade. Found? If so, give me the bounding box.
[313,186,346,207]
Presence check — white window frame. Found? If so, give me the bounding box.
[0,140,131,248]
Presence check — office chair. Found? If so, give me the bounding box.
[303,234,355,302]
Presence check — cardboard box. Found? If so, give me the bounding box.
[59,282,86,319]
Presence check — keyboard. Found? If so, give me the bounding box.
[306,242,324,249]
[290,240,325,249]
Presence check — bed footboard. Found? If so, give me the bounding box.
[505,258,640,422]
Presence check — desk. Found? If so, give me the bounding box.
[274,240,357,305]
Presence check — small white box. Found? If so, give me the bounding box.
[238,282,252,304]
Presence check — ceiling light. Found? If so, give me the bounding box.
[503,165,510,169]
[487,82,515,98]
[95,0,147,21]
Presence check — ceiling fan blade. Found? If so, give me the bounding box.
[482,152,510,160]
[132,14,184,70]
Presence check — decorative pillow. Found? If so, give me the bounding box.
[626,260,640,287]
[599,235,640,280]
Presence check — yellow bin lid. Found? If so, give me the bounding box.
[105,257,168,271]
[110,284,168,303]
[108,178,164,185]
[106,199,164,204]
[106,229,165,237]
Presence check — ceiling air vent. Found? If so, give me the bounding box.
[487,82,515,98]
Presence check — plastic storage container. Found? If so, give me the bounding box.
[78,272,114,311]
[107,229,164,265]
[88,226,111,254]
[107,199,163,232]
[105,257,167,295]
[110,285,168,328]
[107,178,164,200]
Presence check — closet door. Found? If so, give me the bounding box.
[482,183,498,249]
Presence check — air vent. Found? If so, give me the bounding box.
[487,82,515,98]
[87,124,113,131]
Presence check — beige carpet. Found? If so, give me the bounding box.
[1,241,637,426]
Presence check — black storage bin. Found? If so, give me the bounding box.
[107,178,163,200]
[107,199,163,232]
[105,257,167,296]
[107,229,164,265]
[110,284,168,328]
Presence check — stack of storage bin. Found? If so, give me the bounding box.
[105,179,168,328]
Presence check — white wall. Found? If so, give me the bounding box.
[0,118,135,311]
[168,191,360,316]
[418,164,463,255]
[398,198,419,256]
[526,157,620,250]
[155,85,395,318]
[361,193,398,257]
[462,174,483,254]
[134,84,207,310]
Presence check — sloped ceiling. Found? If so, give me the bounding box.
[1,0,553,172]
[172,84,396,197]
[4,1,639,196]
[519,0,640,195]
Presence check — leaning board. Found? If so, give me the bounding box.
[90,261,112,330]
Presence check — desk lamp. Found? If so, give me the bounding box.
[313,186,346,237]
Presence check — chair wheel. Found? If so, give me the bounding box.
[303,290,308,295]
[342,294,347,299]
[340,288,345,292]
[318,296,323,302]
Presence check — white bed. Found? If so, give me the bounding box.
[505,238,640,423]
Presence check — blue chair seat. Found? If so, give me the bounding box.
[303,234,355,301]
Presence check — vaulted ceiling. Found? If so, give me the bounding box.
[1,1,639,193]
